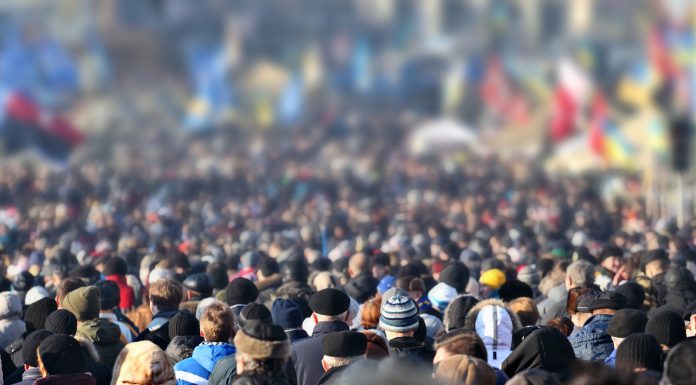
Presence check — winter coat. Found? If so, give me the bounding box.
[34,373,96,385]
[232,374,292,385]
[75,329,116,385]
[464,299,522,368]
[136,310,179,351]
[387,337,435,365]
[174,342,236,385]
[6,333,26,368]
[105,275,135,311]
[317,366,347,385]
[207,354,237,385]
[663,266,696,313]
[111,340,176,385]
[285,329,309,345]
[77,318,126,371]
[288,321,348,385]
[257,274,283,308]
[165,336,204,365]
[127,305,153,334]
[0,293,25,351]
[100,313,134,343]
[501,327,575,382]
[12,365,41,385]
[568,313,614,362]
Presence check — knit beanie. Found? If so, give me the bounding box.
[615,281,646,310]
[662,339,696,385]
[62,286,101,321]
[234,321,290,359]
[517,266,540,287]
[23,297,57,332]
[271,298,303,330]
[479,269,506,290]
[38,334,85,375]
[168,311,200,339]
[607,309,648,338]
[615,333,663,372]
[104,257,128,276]
[434,354,496,385]
[95,280,118,310]
[645,309,686,348]
[112,341,176,385]
[379,295,420,332]
[428,282,458,313]
[225,278,259,306]
[444,295,479,332]
[45,309,78,335]
[23,329,53,366]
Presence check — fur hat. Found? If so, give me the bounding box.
[234,321,290,359]
[112,341,176,385]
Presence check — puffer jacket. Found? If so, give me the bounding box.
[568,313,614,362]
[0,292,25,350]
[464,299,522,368]
[165,335,204,365]
[208,354,237,385]
[77,318,126,371]
[174,342,236,385]
[232,374,292,385]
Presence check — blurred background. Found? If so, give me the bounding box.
[0,0,694,232]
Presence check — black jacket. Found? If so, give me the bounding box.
[501,327,575,382]
[233,374,292,385]
[317,366,347,385]
[208,354,237,385]
[288,321,349,385]
[286,329,309,344]
[387,337,435,366]
[165,335,204,364]
[135,310,179,350]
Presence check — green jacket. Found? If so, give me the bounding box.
[77,318,125,371]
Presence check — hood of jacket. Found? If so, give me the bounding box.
[192,342,236,372]
[165,335,204,364]
[0,292,22,319]
[502,327,575,379]
[465,299,522,355]
[77,318,123,345]
[112,340,176,385]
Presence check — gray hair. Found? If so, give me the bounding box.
[322,355,362,369]
[566,260,595,287]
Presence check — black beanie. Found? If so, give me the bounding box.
[663,339,696,385]
[38,334,85,375]
[259,258,280,277]
[24,297,57,332]
[615,333,663,372]
[499,280,533,302]
[225,278,259,306]
[103,257,128,276]
[238,303,272,328]
[646,309,686,348]
[95,280,118,310]
[45,309,78,335]
[23,329,53,366]
[615,281,646,310]
[168,311,200,339]
[444,295,479,332]
[607,309,648,338]
[439,263,470,293]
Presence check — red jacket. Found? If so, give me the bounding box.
[105,274,135,311]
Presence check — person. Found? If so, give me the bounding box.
[55,277,86,308]
[362,331,389,360]
[7,297,57,368]
[596,246,625,291]
[501,327,575,382]
[433,329,508,385]
[288,288,350,385]
[640,250,670,306]
[174,303,236,385]
[615,333,663,375]
[272,299,309,344]
[62,286,125,371]
[644,309,686,351]
[379,294,435,364]
[438,264,470,295]
[103,257,135,312]
[538,260,594,325]
[257,259,283,307]
[13,329,53,385]
[427,282,457,316]
[35,334,96,385]
[442,296,478,332]
[464,300,522,368]
[225,278,259,315]
[685,300,696,337]
[434,354,496,385]
[318,331,367,385]
[478,269,506,298]
[0,292,25,351]
[568,291,626,361]
[507,297,540,327]
[604,308,648,366]
[181,273,214,315]
[95,281,134,343]
[136,279,183,350]
[397,276,439,319]
[165,311,203,364]
[233,321,292,385]
[343,253,379,304]
[661,339,696,385]
[663,266,696,313]
[111,340,176,385]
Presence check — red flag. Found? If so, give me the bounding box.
[550,86,577,142]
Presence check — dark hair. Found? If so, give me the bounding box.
[56,277,86,305]
[149,279,183,311]
[566,287,594,316]
[547,317,574,337]
[435,329,487,361]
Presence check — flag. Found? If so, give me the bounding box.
[588,93,635,168]
[550,86,577,142]
[0,91,84,162]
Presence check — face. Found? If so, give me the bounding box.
[687,315,696,338]
[601,256,624,274]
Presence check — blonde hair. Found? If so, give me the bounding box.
[200,303,234,342]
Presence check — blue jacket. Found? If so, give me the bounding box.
[175,342,236,385]
[568,314,614,362]
[603,349,616,367]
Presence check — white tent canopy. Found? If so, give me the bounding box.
[409,118,482,155]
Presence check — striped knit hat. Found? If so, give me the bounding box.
[379,294,420,332]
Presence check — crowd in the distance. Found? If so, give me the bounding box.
[0,123,695,385]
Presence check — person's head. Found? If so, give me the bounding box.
[443,295,479,332]
[309,288,350,323]
[568,288,599,328]
[95,280,118,312]
[62,286,100,322]
[599,246,625,275]
[662,339,696,385]
[565,260,595,290]
[434,329,487,365]
[168,311,200,340]
[37,334,85,376]
[379,294,420,340]
[642,249,669,277]
[103,256,128,277]
[362,331,389,360]
[348,253,369,278]
[547,317,574,337]
[360,295,382,329]
[23,330,53,369]
[607,309,648,349]
[234,321,290,376]
[645,309,686,350]
[321,331,367,371]
[225,278,259,307]
[686,301,696,337]
[395,276,426,301]
[45,309,78,335]
[23,297,58,332]
[55,277,86,308]
[182,273,214,301]
[238,303,272,330]
[257,258,280,282]
[271,298,304,331]
[200,302,234,342]
[149,279,183,314]
[434,354,496,385]
[587,291,626,316]
[614,281,646,310]
[439,263,471,294]
[615,333,663,373]
[479,268,506,296]
[507,297,540,327]
[111,341,176,385]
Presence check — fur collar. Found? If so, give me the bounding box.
[463,298,522,331]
